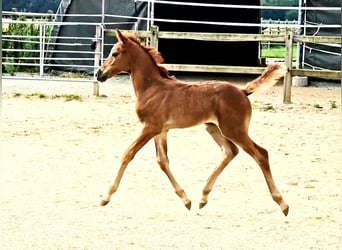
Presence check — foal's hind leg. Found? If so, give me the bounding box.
[232,134,289,216]
[200,123,239,209]
[154,131,192,210]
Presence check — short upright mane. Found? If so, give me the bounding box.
[126,34,173,79]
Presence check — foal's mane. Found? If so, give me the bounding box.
[126,34,173,79]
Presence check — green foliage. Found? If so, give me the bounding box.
[2,14,53,75]
[261,45,297,58]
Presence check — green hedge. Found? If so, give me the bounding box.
[2,14,52,75]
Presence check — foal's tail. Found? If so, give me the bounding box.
[244,63,287,96]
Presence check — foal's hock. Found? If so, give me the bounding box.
[96,29,289,216]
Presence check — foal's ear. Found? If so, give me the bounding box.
[116,29,127,44]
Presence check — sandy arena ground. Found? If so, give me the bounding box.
[1,75,341,249]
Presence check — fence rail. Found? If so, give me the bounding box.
[2,19,100,82]
[2,9,341,102]
[101,27,341,102]
[106,28,341,75]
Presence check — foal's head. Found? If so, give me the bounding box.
[96,29,170,82]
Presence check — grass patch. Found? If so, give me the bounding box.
[53,94,82,101]
[261,45,297,58]
[329,101,337,109]
[313,104,323,109]
[262,103,275,112]
[252,101,276,112]
[11,92,82,101]
[61,94,82,101]
[25,92,47,99]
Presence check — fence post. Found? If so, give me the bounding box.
[150,25,159,49]
[39,23,44,77]
[283,30,293,104]
[93,25,101,96]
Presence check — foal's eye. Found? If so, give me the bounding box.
[112,51,120,57]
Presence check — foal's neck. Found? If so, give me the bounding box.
[130,49,163,97]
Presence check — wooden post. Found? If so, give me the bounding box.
[93,25,101,96]
[150,25,159,49]
[283,30,293,104]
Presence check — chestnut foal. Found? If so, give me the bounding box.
[96,30,289,216]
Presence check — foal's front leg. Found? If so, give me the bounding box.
[154,132,192,210]
[100,127,158,206]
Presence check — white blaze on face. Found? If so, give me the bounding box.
[101,43,120,74]
[108,46,118,65]
[110,43,121,61]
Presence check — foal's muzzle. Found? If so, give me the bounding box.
[96,69,107,82]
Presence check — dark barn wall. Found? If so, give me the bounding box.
[154,0,261,66]
[49,0,147,73]
[48,0,100,72]
[49,0,261,73]
[302,0,341,70]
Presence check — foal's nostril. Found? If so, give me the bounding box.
[96,70,107,82]
[95,69,101,78]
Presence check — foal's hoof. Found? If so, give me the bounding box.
[185,201,192,210]
[100,199,109,206]
[199,201,207,209]
[282,205,289,216]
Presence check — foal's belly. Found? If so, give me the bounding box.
[163,112,217,129]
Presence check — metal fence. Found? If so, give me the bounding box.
[260,19,299,64]
[2,15,100,82]
[2,1,341,96]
